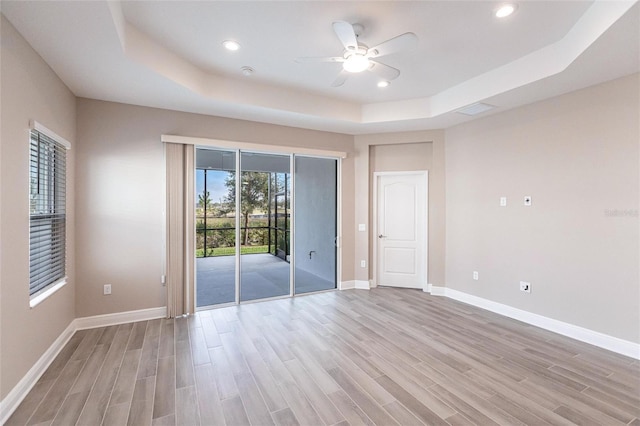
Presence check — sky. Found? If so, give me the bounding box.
[196,169,229,205]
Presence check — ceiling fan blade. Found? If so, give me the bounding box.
[332,21,358,51]
[367,32,418,58]
[295,56,344,64]
[331,69,350,87]
[369,61,400,81]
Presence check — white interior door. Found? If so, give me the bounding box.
[375,172,427,289]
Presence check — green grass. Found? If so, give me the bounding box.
[196,245,269,258]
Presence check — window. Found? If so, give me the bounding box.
[29,126,68,300]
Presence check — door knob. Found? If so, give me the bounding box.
[378,234,386,239]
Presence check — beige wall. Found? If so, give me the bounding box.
[370,143,433,172]
[353,131,446,287]
[75,98,355,317]
[0,16,77,399]
[445,73,640,343]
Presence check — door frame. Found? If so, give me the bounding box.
[193,146,343,309]
[372,170,428,289]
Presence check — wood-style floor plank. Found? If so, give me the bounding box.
[327,389,376,426]
[193,363,225,426]
[76,325,131,425]
[7,288,640,426]
[127,376,155,426]
[221,395,250,426]
[234,372,275,426]
[49,390,89,426]
[209,346,240,400]
[283,358,344,425]
[327,367,398,426]
[152,356,175,420]
[109,348,142,406]
[276,380,323,426]
[271,407,300,426]
[175,386,200,426]
[243,351,288,413]
[26,359,85,425]
[137,319,161,379]
[103,403,130,426]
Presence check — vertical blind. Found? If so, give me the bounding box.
[165,142,195,317]
[29,129,67,296]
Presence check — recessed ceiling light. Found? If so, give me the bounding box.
[495,4,517,18]
[377,81,390,88]
[223,40,241,51]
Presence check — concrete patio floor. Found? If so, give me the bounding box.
[196,253,335,307]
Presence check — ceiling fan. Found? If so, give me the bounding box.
[296,21,418,87]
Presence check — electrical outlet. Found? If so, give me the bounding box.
[360,260,366,268]
[104,284,112,295]
[520,281,531,293]
[500,196,507,207]
[473,271,479,281]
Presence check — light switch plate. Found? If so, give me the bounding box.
[524,196,532,206]
[358,224,366,231]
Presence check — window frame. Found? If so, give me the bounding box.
[28,121,71,308]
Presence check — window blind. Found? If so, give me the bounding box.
[29,129,67,296]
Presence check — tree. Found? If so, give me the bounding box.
[198,190,212,210]
[224,172,269,245]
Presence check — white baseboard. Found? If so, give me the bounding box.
[339,280,370,290]
[0,321,75,425]
[75,306,167,330]
[339,280,355,290]
[428,286,640,360]
[354,280,370,290]
[0,306,166,424]
[422,283,437,293]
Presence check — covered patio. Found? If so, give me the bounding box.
[196,253,335,307]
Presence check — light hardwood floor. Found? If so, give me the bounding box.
[6,288,640,426]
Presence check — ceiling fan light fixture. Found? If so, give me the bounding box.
[299,21,416,86]
[223,40,241,51]
[343,54,370,73]
[495,3,517,18]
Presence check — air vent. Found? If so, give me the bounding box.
[457,102,496,116]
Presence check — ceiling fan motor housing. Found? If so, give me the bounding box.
[344,44,368,57]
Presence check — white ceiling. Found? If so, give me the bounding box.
[2,1,638,135]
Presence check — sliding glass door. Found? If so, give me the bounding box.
[294,156,337,294]
[239,152,291,302]
[195,149,236,307]
[195,148,337,308]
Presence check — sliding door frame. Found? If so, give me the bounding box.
[292,154,339,295]
[235,151,241,304]
[178,136,345,309]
